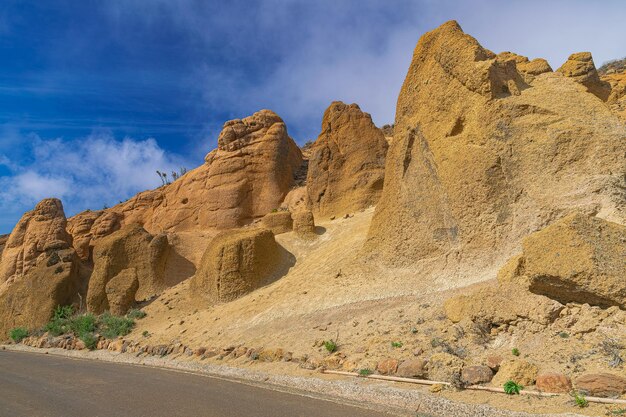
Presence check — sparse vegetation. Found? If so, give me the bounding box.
[573,391,589,408]
[9,327,28,343]
[323,340,337,353]
[358,368,373,376]
[99,313,135,339]
[503,380,523,395]
[558,332,569,338]
[142,330,150,337]
[391,341,403,348]
[157,168,188,186]
[41,305,136,343]
[511,347,520,356]
[127,309,147,320]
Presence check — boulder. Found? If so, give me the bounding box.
[363,21,625,281]
[261,211,293,235]
[575,373,626,398]
[557,52,611,101]
[428,352,464,383]
[485,355,503,372]
[509,214,626,308]
[444,282,563,326]
[86,224,169,314]
[492,360,538,387]
[0,199,81,337]
[396,359,427,378]
[497,52,552,83]
[376,358,399,375]
[293,210,316,237]
[190,228,283,303]
[306,102,387,218]
[461,365,494,385]
[536,372,572,393]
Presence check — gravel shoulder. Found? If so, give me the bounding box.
[1,344,585,417]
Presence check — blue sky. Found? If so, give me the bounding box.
[0,0,624,234]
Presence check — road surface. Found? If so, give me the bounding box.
[0,350,392,417]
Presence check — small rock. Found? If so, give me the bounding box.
[429,384,444,393]
[376,358,399,375]
[485,355,503,371]
[461,365,494,385]
[428,353,464,384]
[536,372,572,393]
[492,360,538,386]
[575,373,626,398]
[396,359,427,378]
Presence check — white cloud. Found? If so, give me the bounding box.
[0,132,190,233]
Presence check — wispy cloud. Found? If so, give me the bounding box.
[0,132,190,233]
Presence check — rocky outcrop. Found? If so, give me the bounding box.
[444,282,563,326]
[190,228,284,303]
[557,52,611,101]
[492,360,538,386]
[600,60,626,119]
[67,210,122,261]
[0,199,81,337]
[505,213,626,309]
[0,234,8,259]
[68,110,303,249]
[364,21,626,279]
[497,52,552,83]
[306,102,387,218]
[261,211,293,235]
[292,210,316,237]
[86,224,169,314]
[0,199,74,284]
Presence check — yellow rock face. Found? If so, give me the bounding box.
[364,20,626,283]
[306,101,388,219]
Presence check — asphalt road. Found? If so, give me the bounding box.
[0,350,391,417]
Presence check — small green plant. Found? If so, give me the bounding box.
[79,332,98,350]
[100,313,135,339]
[610,408,626,415]
[511,347,520,356]
[127,309,147,320]
[391,341,403,348]
[9,327,28,343]
[323,340,337,353]
[503,380,523,395]
[558,332,569,338]
[573,391,588,408]
[53,305,74,320]
[358,368,373,376]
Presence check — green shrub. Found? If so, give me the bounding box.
[358,368,373,376]
[511,347,520,356]
[391,341,403,348]
[9,327,28,343]
[558,332,569,339]
[69,314,97,335]
[142,330,150,337]
[323,340,337,353]
[100,313,135,339]
[503,380,523,395]
[127,309,147,320]
[79,332,98,350]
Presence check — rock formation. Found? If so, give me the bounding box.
[364,21,626,279]
[0,234,8,259]
[292,210,316,237]
[261,211,293,235]
[306,102,387,218]
[190,228,283,303]
[497,52,552,83]
[0,199,80,336]
[68,110,303,251]
[599,58,626,119]
[557,52,611,101]
[504,213,626,309]
[86,224,169,314]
